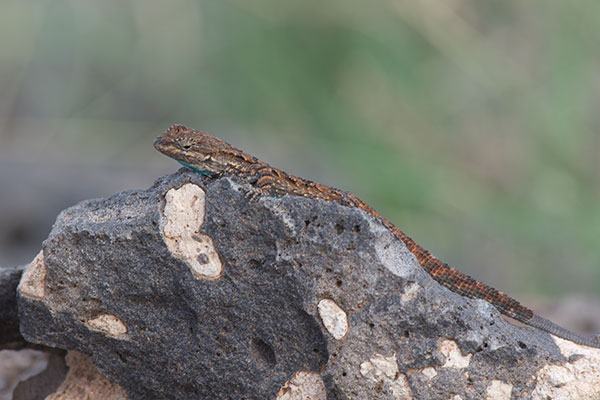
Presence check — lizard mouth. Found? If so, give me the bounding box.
[153,136,166,151]
[153,136,179,158]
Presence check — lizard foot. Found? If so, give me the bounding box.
[244,186,265,202]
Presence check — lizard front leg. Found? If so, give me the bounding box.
[254,167,302,199]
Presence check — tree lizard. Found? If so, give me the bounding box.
[154,124,600,348]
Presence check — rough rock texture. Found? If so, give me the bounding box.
[0,265,26,349]
[17,169,600,399]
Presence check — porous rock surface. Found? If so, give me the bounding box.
[17,169,600,399]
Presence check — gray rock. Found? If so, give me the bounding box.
[17,169,600,399]
[0,265,26,349]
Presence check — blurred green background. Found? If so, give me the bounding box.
[1,0,600,300]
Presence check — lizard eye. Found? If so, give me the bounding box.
[178,139,193,150]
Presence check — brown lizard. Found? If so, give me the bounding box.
[154,123,600,348]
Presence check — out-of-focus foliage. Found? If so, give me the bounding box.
[1,0,600,295]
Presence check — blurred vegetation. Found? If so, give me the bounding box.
[1,0,600,296]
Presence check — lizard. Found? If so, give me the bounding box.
[154,123,600,348]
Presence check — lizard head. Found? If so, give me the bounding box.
[154,124,256,175]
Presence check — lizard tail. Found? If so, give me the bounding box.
[339,191,600,347]
[527,314,600,348]
[383,221,600,348]
[382,220,534,320]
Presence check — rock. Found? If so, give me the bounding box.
[16,351,127,400]
[17,169,600,399]
[12,349,68,400]
[0,265,68,400]
[0,265,27,349]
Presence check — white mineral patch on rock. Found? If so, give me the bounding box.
[530,337,600,399]
[439,340,471,369]
[276,370,327,400]
[360,353,412,399]
[317,298,349,340]
[401,282,421,302]
[161,183,222,280]
[421,367,437,379]
[486,380,512,400]
[18,250,46,299]
[86,314,128,338]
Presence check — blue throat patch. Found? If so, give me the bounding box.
[177,159,277,198]
[177,160,213,176]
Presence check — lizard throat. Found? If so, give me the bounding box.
[177,160,215,176]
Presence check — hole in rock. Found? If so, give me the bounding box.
[250,338,276,367]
